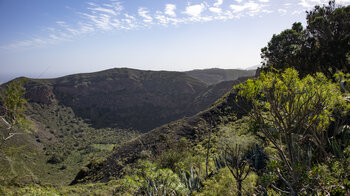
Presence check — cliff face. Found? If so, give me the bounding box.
[25,83,55,105]
[23,68,241,132]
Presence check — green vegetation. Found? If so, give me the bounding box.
[0,102,140,186]
[236,68,349,194]
[0,79,30,148]
[0,79,27,127]
[261,1,350,77]
[1,1,350,195]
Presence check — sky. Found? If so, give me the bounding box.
[1,0,350,83]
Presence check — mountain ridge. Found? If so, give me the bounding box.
[22,68,242,132]
[185,68,255,84]
[0,67,253,185]
[21,67,255,132]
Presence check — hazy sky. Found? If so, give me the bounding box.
[1,0,349,83]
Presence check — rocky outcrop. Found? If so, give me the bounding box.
[25,82,55,105]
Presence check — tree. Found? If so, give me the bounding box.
[261,1,350,77]
[306,1,350,76]
[261,22,305,72]
[236,68,346,195]
[0,79,28,148]
[224,144,251,196]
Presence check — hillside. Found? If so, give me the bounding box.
[71,77,250,184]
[0,102,140,186]
[24,68,243,132]
[0,68,251,186]
[1,1,349,194]
[185,68,256,84]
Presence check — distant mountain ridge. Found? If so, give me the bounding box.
[22,68,253,132]
[185,68,256,84]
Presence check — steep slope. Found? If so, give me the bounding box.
[185,68,256,84]
[71,77,251,184]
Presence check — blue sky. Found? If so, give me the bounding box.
[1,0,349,83]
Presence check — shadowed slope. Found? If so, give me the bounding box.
[23,68,244,132]
[71,77,251,184]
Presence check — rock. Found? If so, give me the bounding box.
[25,82,55,104]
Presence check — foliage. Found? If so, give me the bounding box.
[0,185,60,196]
[181,166,203,193]
[236,68,349,195]
[121,160,188,195]
[0,79,27,127]
[213,122,268,196]
[245,144,269,174]
[223,144,251,196]
[0,102,140,186]
[0,79,31,152]
[261,22,304,73]
[156,137,192,173]
[334,71,350,94]
[261,1,350,77]
[305,1,350,75]
[198,167,258,196]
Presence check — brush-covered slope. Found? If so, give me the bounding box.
[185,68,256,84]
[71,77,251,184]
[0,102,140,186]
[24,68,238,132]
[1,68,243,186]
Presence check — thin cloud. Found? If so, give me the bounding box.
[184,4,206,17]
[278,8,287,15]
[56,21,68,27]
[214,0,223,7]
[138,8,153,23]
[88,7,117,15]
[209,7,222,14]
[210,0,223,14]
[7,0,345,50]
[338,0,350,4]
[299,0,350,7]
[121,14,137,29]
[299,0,322,8]
[165,4,176,17]
[230,1,266,16]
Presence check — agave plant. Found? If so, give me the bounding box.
[245,144,269,175]
[181,166,203,195]
[328,125,350,158]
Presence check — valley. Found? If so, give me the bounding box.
[1,1,349,195]
[0,68,254,187]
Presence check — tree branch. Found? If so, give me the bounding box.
[0,116,12,130]
[271,184,290,194]
[275,168,295,196]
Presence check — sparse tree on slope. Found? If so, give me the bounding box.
[0,79,28,149]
